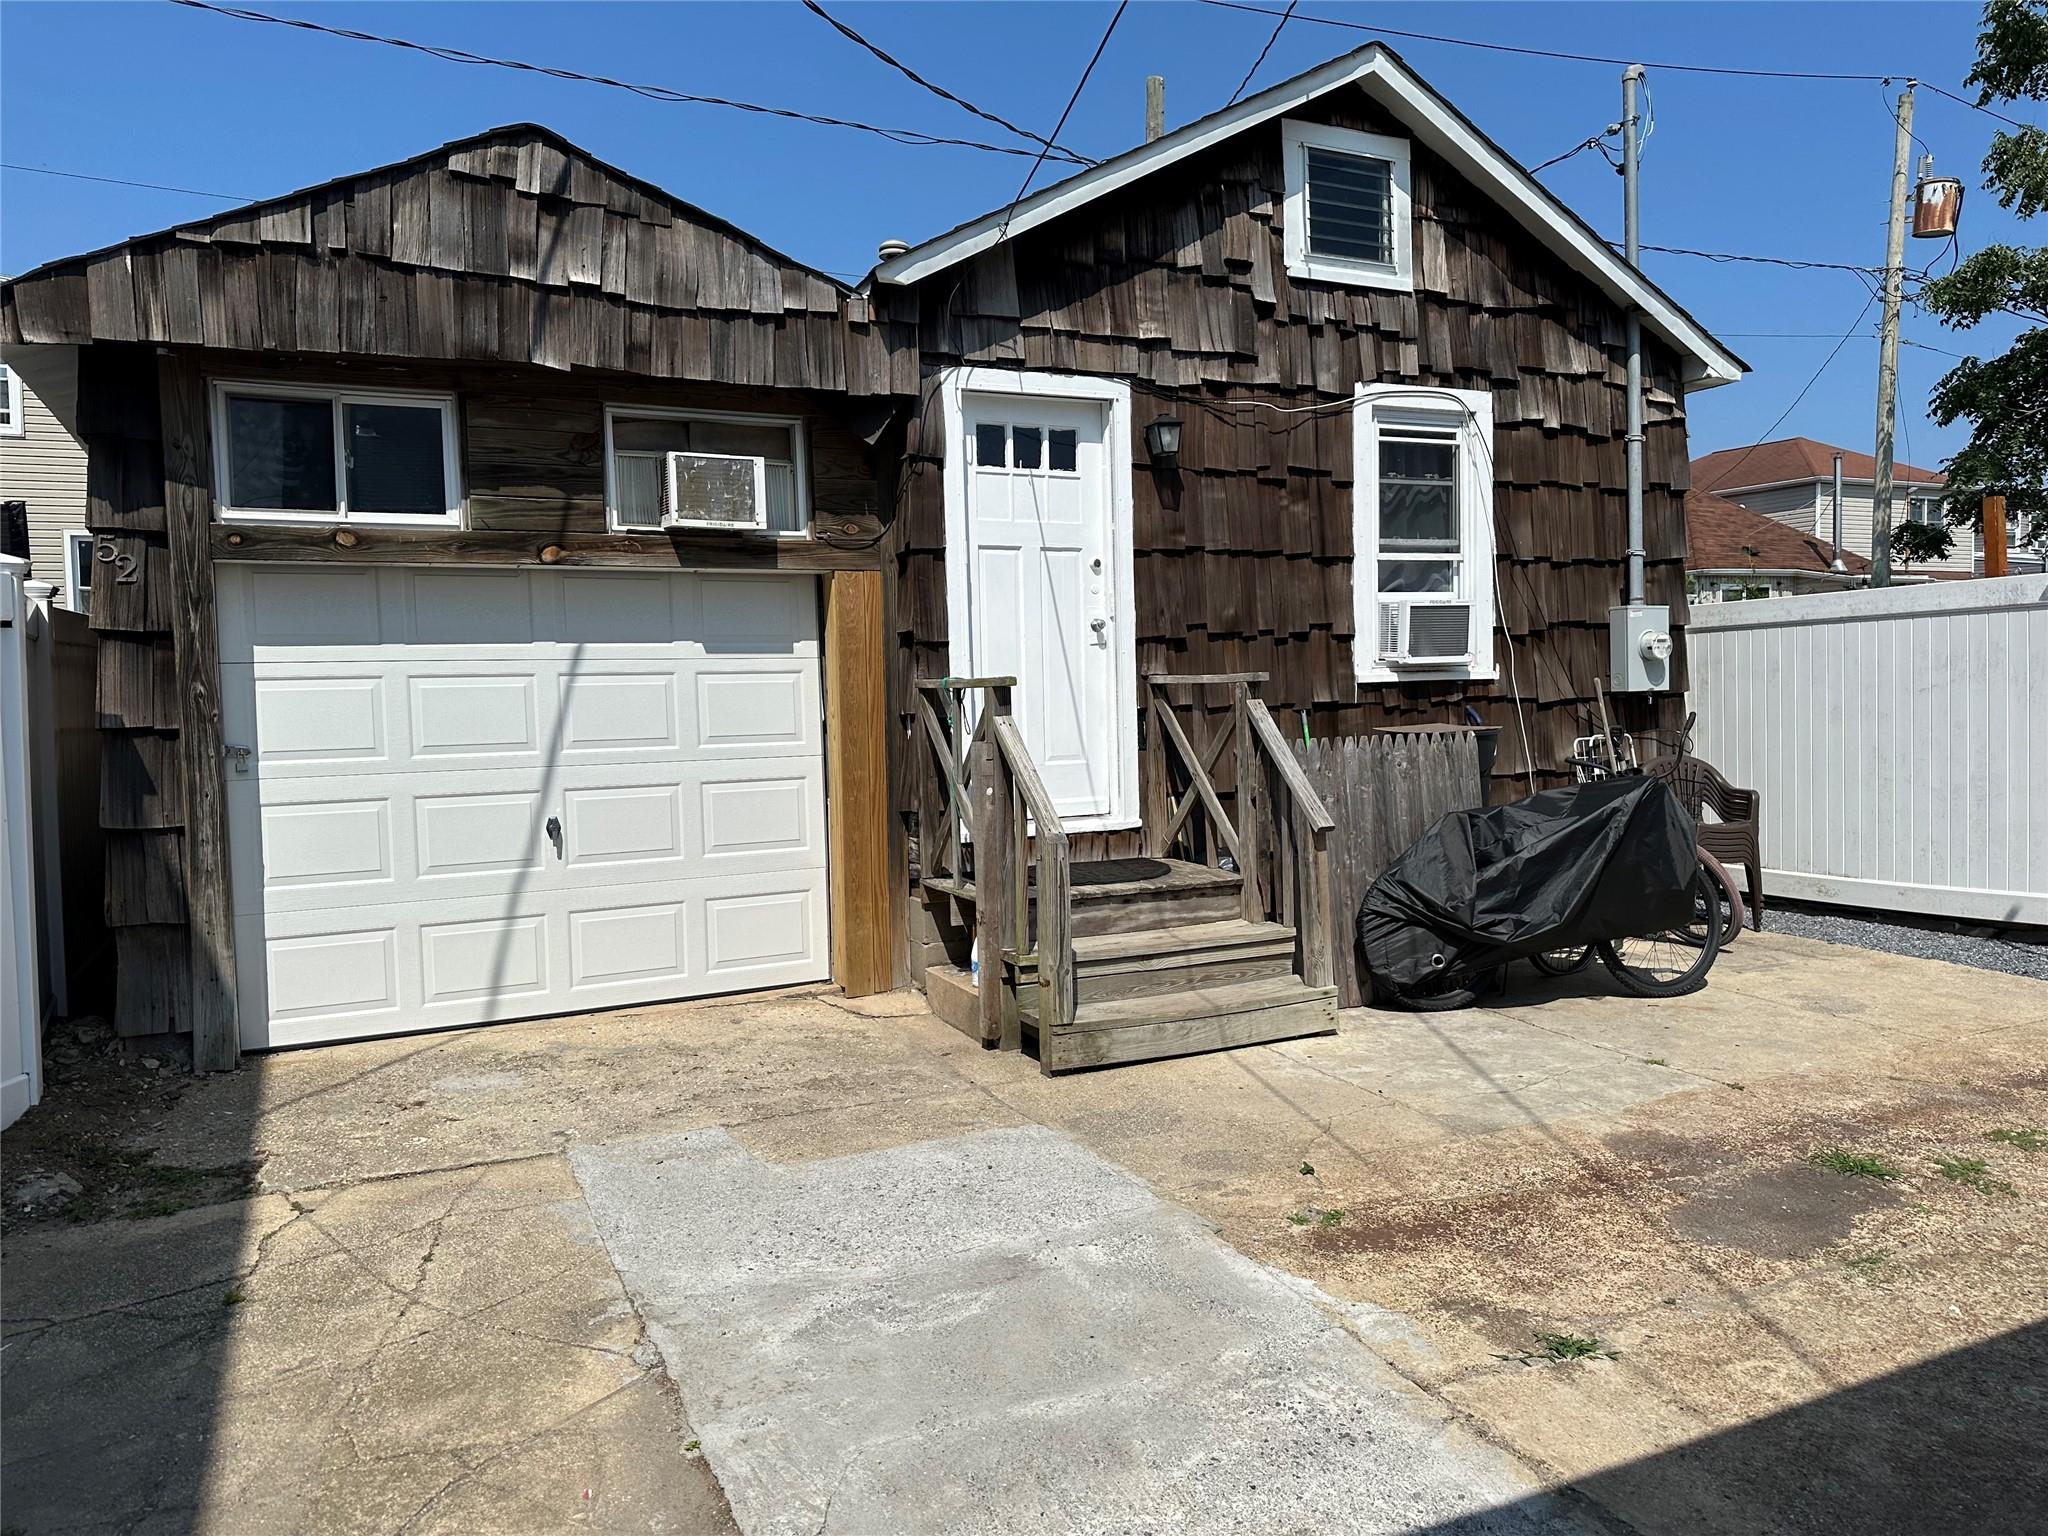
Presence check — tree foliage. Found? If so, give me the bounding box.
[1914,0,2048,551]
[1890,518,1958,564]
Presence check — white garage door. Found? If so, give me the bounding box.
[218,564,829,1049]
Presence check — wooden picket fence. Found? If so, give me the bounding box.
[1287,730,1485,1007]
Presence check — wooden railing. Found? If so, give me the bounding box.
[1143,672,1336,987]
[914,677,1074,1046]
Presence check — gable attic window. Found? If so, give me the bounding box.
[211,380,460,526]
[605,405,809,536]
[1352,383,1497,683]
[1281,120,1413,290]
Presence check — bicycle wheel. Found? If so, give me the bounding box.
[1673,850,1745,949]
[1530,946,1594,976]
[1699,849,1746,946]
[1388,968,1482,1012]
[1597,866,1722,997]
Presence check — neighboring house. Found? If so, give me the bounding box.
[0,347,92,609]
[1688,435,2041,579]
[1684,487,1868,602]
[0,44,1742,1066]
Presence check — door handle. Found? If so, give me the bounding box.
[1089,617,1108,648]
[545,814,563,857]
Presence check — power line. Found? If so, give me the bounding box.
[167,0,1065,162]
[1696,290,1882,495]
[1920,79,2028,132]
[799,0,1092,165]
[1627,241,1889,276]
[1,162,251,200]
[996,1,1128,241]
[1193,0,2034,125]
[1225,0,1298,108]
[1530,132,1616,175]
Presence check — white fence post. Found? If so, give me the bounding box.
[1686,574,2048,925]
[1,555,42,1127]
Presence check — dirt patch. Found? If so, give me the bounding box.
[2,1022,260,1232]
[1665,1162,1901,1259]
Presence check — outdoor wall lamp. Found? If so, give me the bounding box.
[1145,415,1184,470]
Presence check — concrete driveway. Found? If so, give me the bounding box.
[4,931,2044,1534]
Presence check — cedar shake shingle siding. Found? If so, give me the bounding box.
[889,88,1694,821]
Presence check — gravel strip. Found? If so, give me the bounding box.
[1764,905,2048,981]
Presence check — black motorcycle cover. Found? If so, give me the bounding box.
[1355,776,1698,994]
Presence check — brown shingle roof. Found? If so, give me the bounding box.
[1685,489,1870,575]
[1691,436,1946,492]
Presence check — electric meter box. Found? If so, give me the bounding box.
[1609,604,1674,693]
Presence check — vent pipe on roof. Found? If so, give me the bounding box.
[1146,77,1165,142]
[877,238,910,262]
[1831,452,1849,573]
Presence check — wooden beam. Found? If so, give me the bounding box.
[1983,493,2008,579]
[211,522,884,571]
[824,570,895,997]
[159,353,239,1071]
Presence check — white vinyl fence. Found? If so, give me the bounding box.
[1686,574,2048,926]
[2,557,42,1126]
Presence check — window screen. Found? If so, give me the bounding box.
[1303,146,1393,266]
[344,402,447,516]
[227,394,337,511]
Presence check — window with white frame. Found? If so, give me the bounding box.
[605,405,809,535]
[1907,492,1943,525]
[63,528,94,613]
[0,362,23,438]
[1352,383,1497,682]
[1281,120,1413,290]
[210,380,461,525]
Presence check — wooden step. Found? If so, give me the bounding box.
[924,857,1244,937]
[924,964,980,1039]
[1012,919,1298,1003]
[1022,973,1338,1074]
[1068,858,1242,935]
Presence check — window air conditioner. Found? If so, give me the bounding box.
[662,452,768,533]
[1378,599,1474,665]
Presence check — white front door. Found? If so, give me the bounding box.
[953,383,1132,826]
[217,564,829,1049]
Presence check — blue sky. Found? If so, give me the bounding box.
[2,1,2033,468]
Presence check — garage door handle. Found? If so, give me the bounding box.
[545,814,562,856]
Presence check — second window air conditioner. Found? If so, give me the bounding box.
[662,451,769,533]
[1378,598,1474,666]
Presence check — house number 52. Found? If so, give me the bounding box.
[94,536,140,584]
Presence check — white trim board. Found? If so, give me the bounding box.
[872,45,1744,391]
[1351,382,1499,685]
[939,367,1140,835]
[1280,120,1413,291]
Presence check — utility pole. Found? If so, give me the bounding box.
[1145,76,1165,143]
[1870,80,1915,587]
[1621,63,1645,608]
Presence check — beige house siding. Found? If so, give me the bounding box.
[1829,482,1974,577]
[0,345,89,608]
[1719,477,1976,577]
[1716,481,1819,531]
